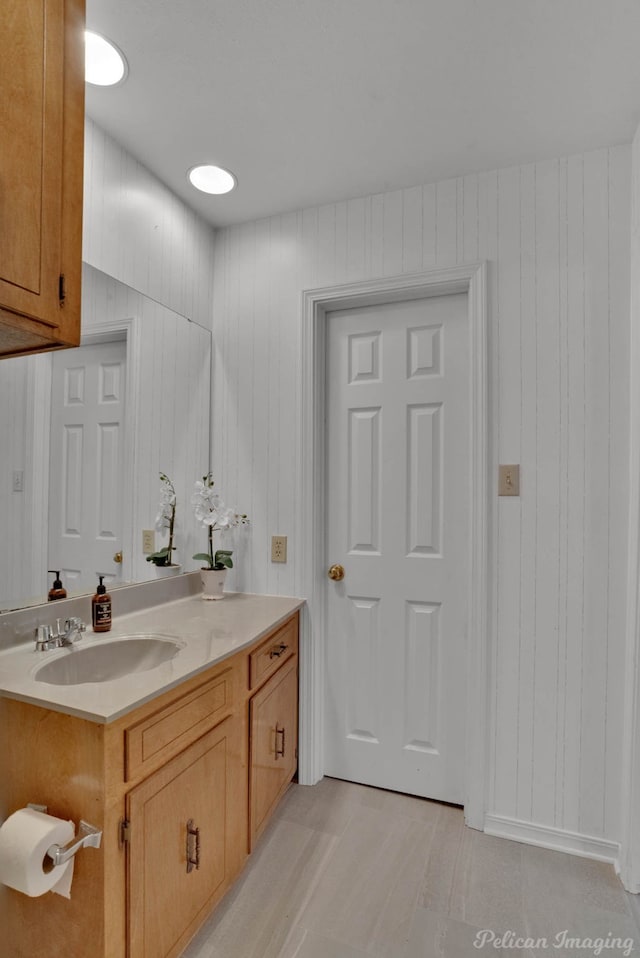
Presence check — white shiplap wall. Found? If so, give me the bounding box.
[211,146,631,847]
[83,117,216,327]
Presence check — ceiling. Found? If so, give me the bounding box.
[85,0,640,229]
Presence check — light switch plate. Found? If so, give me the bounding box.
[499,464,520,497]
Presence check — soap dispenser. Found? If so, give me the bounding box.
[47,570,67,601]
[92,575,112,633]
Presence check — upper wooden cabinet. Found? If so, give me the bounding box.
[0,0,85,359]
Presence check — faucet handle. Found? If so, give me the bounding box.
[62,617,87,645]
[35,625,54,651]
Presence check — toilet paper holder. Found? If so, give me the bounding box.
[47,820,102,867]
[27,804,102,866]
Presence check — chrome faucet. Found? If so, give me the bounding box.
[34,617,86,651]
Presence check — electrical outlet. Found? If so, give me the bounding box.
[142,529,155,554]
[271,535,287,563]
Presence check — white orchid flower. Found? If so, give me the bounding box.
[191,474,249,568]
[154,509,169,532]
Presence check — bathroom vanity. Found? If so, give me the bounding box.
[0,591,302,958]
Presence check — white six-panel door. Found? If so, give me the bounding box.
[48,340,126,596]
[324,292,469,803]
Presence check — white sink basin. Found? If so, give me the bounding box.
[34,635,182,686]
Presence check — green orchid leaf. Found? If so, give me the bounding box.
[146,548,170,565]
[192,552,213,568]
[214,550,234,569]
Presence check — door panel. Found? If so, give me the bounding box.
[325,293,469,803]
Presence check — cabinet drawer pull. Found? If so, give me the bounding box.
[275,724,286,758]
[269,643,288,659]
[186,819,200,873]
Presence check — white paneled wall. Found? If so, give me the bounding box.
[211,146,631,847]
[83,117,215,327]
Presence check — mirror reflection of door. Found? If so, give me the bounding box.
[48,339,126,596]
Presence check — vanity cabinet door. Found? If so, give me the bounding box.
[127,717,239,958]
[250,655,298,847]
[0,0,85,358]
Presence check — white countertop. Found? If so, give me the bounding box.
[0,592,304,724]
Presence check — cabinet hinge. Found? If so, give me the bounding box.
[119,818,131,847]
[58,273,66,303]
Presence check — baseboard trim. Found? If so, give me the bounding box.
[617,868,640,895]
[484,813,620,865]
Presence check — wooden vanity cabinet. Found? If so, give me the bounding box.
[119,658,248,958]
[247,615,299,846]
[127,717,242,958]
[250,655,298,847]
[0,610,300,958]
[0,0,85,359]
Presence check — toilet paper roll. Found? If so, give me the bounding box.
[0,807,75,898]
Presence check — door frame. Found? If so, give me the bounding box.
[299,263,489,828]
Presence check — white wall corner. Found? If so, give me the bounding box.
[620,123,640,894]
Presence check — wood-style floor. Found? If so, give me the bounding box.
[182,777,640,957]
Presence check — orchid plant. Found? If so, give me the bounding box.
[146,472,177,567]
[191,473,249,570]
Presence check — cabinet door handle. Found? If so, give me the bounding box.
[275,724,286,758]
[269,643,288,659]
[186,819,200,873]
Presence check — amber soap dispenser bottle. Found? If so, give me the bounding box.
[92,575,112,632]
[47,570,67,601]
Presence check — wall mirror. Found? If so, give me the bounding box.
[0,263,211,612]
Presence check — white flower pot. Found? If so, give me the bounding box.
[200,567,227,600]
[154,563,182,578]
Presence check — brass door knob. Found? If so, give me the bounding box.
[328,563,345,581]
[113,551,123,564]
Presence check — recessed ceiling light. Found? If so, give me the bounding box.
[188,165,237,195]
[85,31,127,86]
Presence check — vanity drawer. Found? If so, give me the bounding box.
[125,667,234,781]
[249,614,298,690]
